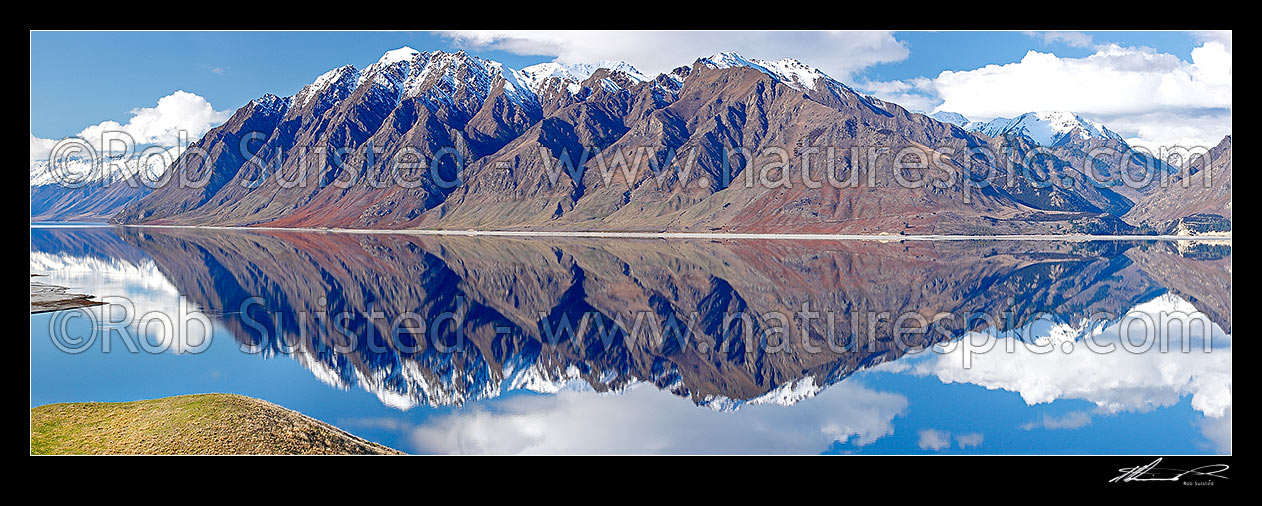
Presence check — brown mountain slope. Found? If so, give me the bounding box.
[1123,135,1232,232]
[112,51,1134,234]
[426,62,1130,234]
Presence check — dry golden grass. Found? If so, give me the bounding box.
[31,393,402,455]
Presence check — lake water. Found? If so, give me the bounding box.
[29,225,1231,454]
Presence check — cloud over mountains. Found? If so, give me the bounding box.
[30,90,230,161]
[860,32,1232,149]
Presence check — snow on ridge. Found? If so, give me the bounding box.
[695,51,900,117]
[700,376,824,413]
[294,64,360,109]
[749,376,822,406]
[30,145,181,186]
[967,111,1124,146]
[518,60,648,96]
[698,51,829,91]
[356,47,423,92]
[929,111,970,127]
[291,49,663,115]
[401,50,526,108]
[250,93,291,113]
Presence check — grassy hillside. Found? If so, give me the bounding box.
[31,393,402,455]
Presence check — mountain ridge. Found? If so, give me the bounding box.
[26,47,1225,234]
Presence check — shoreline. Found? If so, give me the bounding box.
[30,276,104,314]
[109,224,1234,242]
[31,222,1232,242]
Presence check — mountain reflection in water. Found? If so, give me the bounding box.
[31,227,1231,417]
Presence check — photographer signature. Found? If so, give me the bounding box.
[1110,458,1229,483]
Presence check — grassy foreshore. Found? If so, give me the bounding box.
[30,393,401,455]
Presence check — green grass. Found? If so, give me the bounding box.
[31,393,402,455]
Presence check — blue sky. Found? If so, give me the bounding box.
[857,30,1202,81]
[30,31,538,137]
[30,30,1231,150]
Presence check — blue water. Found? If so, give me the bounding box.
[29,226,1231,454]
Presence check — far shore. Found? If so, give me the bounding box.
[101,223,1232,242]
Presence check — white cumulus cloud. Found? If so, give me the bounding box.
[30,134,56,163]
[859,36,1231,150]
[901,293,1231,453]
[30,90,231,162]
[405,381,908,454]
[933,43,1230,121]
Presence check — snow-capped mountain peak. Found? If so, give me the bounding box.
[30,146,177,186]
[698,51,830,91]
[967,111,1124,146]
[294,64,359,108]
[355,47,424,90]
[929,111,970,127]
[377,46,421,66]
[518,60,648,96]
[350,49,537,109]
[283,48,618,122]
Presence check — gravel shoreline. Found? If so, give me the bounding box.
[29,275,104,314]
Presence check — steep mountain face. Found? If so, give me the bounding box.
[436,55,1135,234]
[110,49,644,229]
[1123,135,1232,233]
[112,49,1147,233]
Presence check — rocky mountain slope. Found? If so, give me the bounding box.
[1123,135,1232,234]
[105,48,1150,234]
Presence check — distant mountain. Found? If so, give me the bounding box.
[1123,135,1232,234]
[966,111,1124,147]
[30,151,169,221]
[103,48,1147,234]
[928,111,969,127]
[31,177,151,222]
[965,111,1181,204]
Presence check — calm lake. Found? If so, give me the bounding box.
[29,225,1231,454]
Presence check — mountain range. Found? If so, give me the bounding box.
[30,47,1231,235]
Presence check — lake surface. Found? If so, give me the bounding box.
[29,225,1231,454]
